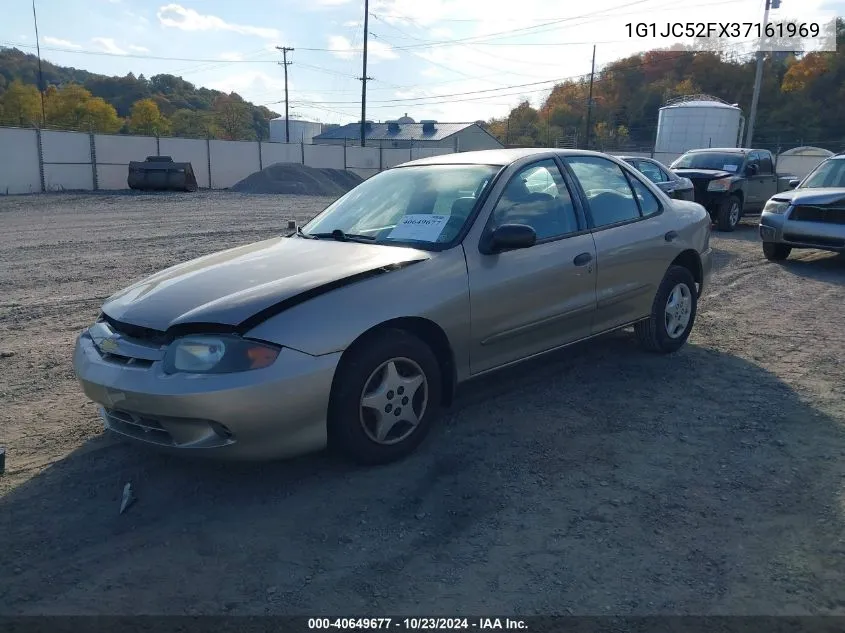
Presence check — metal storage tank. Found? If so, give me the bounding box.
[654,95,744,154]
[269,118,323,144]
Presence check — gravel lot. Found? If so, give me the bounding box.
[1,191,844,616]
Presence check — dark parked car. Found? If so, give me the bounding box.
[759,152,845,261]
[670,148,792,232]
[617,156,695,201]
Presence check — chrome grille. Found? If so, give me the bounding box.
[101,314,168,346]
[98,352,154,368]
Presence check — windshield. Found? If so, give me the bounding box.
[800,158,845,188]
[671,152,745,172]
[301,164,500,248]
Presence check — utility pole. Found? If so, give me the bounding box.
[359,0,371,147]
[584,45,596,150]
[746,0,780,148]
[32,0,46,125]
[276,46,294,143]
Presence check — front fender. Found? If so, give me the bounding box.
[242,247,472,374]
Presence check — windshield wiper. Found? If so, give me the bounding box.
[308,229,376,243]
[296,226,318,239]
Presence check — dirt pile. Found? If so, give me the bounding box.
[230,163,363,196]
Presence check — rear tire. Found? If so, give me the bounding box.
[328,329,442,465]
[715,195,742,232]
[763,242,791,261]
[635,265,698,354]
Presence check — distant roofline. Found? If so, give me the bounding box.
[313,121,500,143]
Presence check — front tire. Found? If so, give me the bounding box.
[328,329,442,465]
[715,194,742,232]
[635,265,698,354]
[762,242,791,261]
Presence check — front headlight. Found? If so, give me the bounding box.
[707,177,733,192]
[763,199,790,215]
[164,335,281,374]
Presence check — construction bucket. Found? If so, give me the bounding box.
[127,156,199,192]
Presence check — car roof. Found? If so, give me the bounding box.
[396,147,618,168]
[616,155,658,162]
[684,148,749,154]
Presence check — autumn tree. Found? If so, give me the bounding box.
[0,79,41,126]
[128,98,170,136]
[43,83,122,132]
[212,93,253,140]
[782,53,831,92]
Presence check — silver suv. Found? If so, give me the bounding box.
[759,154,845,260]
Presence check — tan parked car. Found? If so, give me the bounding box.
[74,149,713,465]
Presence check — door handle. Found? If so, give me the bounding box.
[573,252,593,266]
[665,230,678,242]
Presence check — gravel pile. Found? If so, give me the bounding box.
[230,163,363,196]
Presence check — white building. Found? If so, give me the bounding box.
[269,118,323,144]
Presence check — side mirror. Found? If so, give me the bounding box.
[788,179,800,189]
[745,163,759,177]
[481,223,537,254]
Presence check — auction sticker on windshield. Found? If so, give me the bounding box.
[723,165,738,172]
[387,214,449,242]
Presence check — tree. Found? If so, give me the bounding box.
[782,53,830,92]
[81,96,122,133]
[128,98,169,136]
[213,93,253,140]
[41,83,122,132]
[0,79,41,126]
[170,108,213,138]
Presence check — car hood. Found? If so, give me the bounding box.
[672,168,738,181]
[770,187,845,205]
[101,236,430,332]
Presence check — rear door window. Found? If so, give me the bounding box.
[636,160,668,184]
[566,156,642,228]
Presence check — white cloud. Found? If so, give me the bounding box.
[207,71,287,102]
[157,4,280,39]
[129,45,150,53]
[91,37,128,55]
[327,35,355,60]
[43,37,82,50]
[328,35,397,61]
[219,52,245,61]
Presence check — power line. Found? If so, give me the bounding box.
[282,46,757,111]
[1,41,286,62]
[372,0,660,50]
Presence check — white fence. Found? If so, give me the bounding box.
[0,126,455,195]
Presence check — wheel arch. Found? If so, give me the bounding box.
[670,249,703,295]
[331,316,457,408]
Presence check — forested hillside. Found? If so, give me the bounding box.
[0,47,278,140]
[487,19,845,152]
